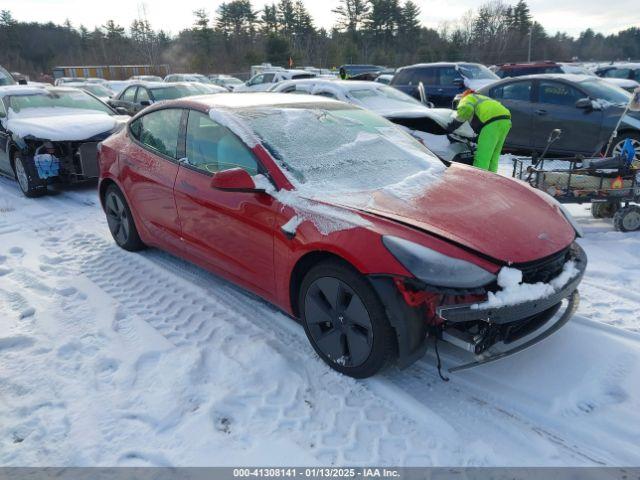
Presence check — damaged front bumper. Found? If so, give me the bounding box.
[370,242,587,371]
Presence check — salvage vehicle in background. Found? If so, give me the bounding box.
[66,82,116,103]
[208,75,244,91]
[595,63,640,92]
[391,62,499,107]
[98,93,586,378]
[234,69,317,92]
[129,75,163,82]
[164,73,213,84]
[494,61,563,78]
[558,63,639,93]
[269,78,476,163]
[476,74,639,160]
[109,82,224,116]
[0,86,127,197]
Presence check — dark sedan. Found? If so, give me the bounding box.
[477,74,639,159]
[109,82,225,116]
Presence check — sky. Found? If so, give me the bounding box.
[3,0,639,38]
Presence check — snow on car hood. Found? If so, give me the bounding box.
[334,163,576,264]
[6,108,119,141]
[464,78,498,91]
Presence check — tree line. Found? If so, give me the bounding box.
[0,0,639,79]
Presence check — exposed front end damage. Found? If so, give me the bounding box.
[370,242,587,371]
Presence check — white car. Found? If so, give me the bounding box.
[234,69,317,92]
[66,82,116,103]
[164,73,212,84]
[269,79,475,162]
[560,63,639,93]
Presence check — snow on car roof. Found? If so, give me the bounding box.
[0,85,48,97]
[188,92,341,109]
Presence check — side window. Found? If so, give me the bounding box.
[262,73,276,84]
[492,81,532,101]
[438,67,462,86]
[391,69,411,85]
[538,81,584,107]
[0,100,7,118]
[316,90,338,99]
[186,111,259,176]
[122,87,137,102]
[604,68,630,79]
[248,74,264,86]
[412,68,437,86]
[130,109,183,158]
[634,69,640,80]
[137,88,150,103]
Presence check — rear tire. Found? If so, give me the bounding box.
[591,201,620,219]
[13,153,45,198]
[298,260,396,378]
[613,205,640,232]
[104,185,145,251]
[608,132,640,163]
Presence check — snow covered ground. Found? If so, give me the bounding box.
[1,165,639,466]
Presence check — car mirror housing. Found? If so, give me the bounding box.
[210,168,264,193]
[140,100,151,107]
[452,78,465,87]
[115,107,129,115]
[575,98,593,109]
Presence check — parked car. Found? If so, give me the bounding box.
[595,63,640,92]
[164,73,212,84]
[208,75,244,91]
[494,62,564,78]
[391,62,499,107]
[476,74,639,159]
[0,86,127,197]
[558,63,639,93]
[269,79,475,162]
[98,92,586,378]
[0,65,17,86]
[54,77,86,86]
[66,82,116,103]
[109,82,222,116]
[104,80,132,96]
[338,64,385,79]
[234,69,317,92]
[129,75,164,82]
[375,74,394,85]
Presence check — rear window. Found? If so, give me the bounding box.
[150,85,200,101]
[491,81,532,101]
[392,67,437,86]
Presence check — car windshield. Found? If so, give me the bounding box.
[348,85,422,109]
[223,78,243,85]
[235,105,444,191]
[82,85,113,97]
[150,85,200,100]
[459,64,498,80]
[7,90,114,116]
[580,79,631,105]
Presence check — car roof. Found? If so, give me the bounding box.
[169,92,341,110]
[600,63,640,69]
[0,85,61,97]
[400,61,481,69]
[489,73,594,83]
[275,78,380,90]
[497,62,559,68]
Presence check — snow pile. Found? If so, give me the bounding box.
[473,260,580,309]
[382,169,443,202]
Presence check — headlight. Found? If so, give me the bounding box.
[382,236,496,288]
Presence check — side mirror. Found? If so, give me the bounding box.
[453,78,465,87]
[18,79,27,85]
[115,107,129,115]
[140,100,151,107]
[210,168,264,193]
[575,98,592,109]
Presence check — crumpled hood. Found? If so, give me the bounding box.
[385,107,476,139]
[336,164,576,264]
[7,112,119,141]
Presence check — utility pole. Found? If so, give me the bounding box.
[527,26,533,62]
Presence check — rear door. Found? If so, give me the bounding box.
[122,108,185,249]
[0,100,11,175]
[488,80,534,149]
[173,110,277,299]
[112,86,138,115]
[531,80,603,154]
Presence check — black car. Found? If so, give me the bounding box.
[109,82,215,116]
[390,62,499,107]
[338,64,384,80]
[476,74,639,159]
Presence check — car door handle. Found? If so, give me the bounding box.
[535,109,547,115]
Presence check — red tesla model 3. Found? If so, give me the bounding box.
[98,93,586,378]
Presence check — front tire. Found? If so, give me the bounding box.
[13,153,45,198]
[104,185,145,251]
[299,260,396,378]
[613,205,640,232]
[609,132,640,164]
[591,201,620,219]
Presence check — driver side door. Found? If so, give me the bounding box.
[173,110,277,300]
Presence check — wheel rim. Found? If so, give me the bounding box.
[622,210,640,231]
[105,193,130,245]
[15,158,29,193]
[304,277,373,368]
[613,138,640,162]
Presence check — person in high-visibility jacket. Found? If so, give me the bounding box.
[447,90,511,173]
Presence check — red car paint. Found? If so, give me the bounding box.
[98,94,576,317]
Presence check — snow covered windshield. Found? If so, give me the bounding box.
[235,104,444,191]
[458,64,499,80]
[7,90,114,116]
